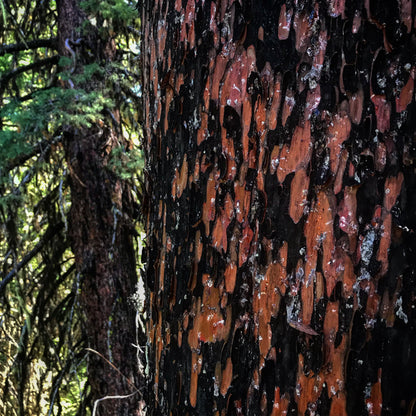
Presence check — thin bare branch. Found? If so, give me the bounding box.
[92,391,140,416]
[84,348,140,392]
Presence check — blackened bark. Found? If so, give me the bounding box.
[57,1,142,414]
[143,0,416,415]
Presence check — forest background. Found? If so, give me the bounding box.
[0,0,144,415]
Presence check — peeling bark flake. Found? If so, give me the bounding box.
[220,357,233,397]
[289,168,310,224]
[277,121,311,183]
[271,386,289,416]
[383,172,404,212]
[305,191,336,296]
[224,262,237,293]
[327,113,351,175]
[278,5,292,40]
[371,94,391,133]
[365,369,383,416]
[172,154,188,199]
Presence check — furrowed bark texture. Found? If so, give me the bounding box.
[143,1,416,414]
[57,1,141,414]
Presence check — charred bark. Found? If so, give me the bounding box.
[143,0,416,415]
[57,1,142,414]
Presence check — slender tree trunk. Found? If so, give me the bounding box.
[143,0,416,415]
[57,1,142,414]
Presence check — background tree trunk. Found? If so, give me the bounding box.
[57,1,142,414]
[143,0,416,415]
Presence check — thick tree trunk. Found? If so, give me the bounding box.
[57,1,142,414]
[143,0,416,415]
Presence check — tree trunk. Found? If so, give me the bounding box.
[57,1,142,414]
[143,0,416,415]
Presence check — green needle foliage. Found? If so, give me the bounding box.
[0,0,143,414]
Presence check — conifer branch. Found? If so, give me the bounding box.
[0,222,64,296]
[0,55,60,91]
[0,38,58,56]
[5,136,61,172]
